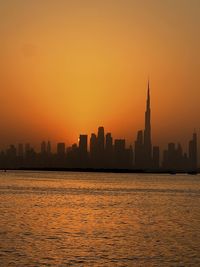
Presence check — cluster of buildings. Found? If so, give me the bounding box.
[0,82,198,172]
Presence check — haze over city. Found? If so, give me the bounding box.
[0,84,198,172]
[1,0,200,151]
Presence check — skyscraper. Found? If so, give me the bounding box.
[152,146,160,169]
[105,133,113,167]
[189,132,198,171]
[114,139,126,168]
[18,144,24,158]
[25,143,31,157]
[78,135,88,167]
[97,127,105,167]
[143,80,152,168]
[41,141,46,154]
[57,143,66,156]
[47,141,51,155]
[90,133,97,156]
[79,135,88,155]
[97,127,105,153]
[134,130,144,169]
[105,133,113,154]
[90,133,97,167]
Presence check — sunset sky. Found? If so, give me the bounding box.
[1,0,200,151]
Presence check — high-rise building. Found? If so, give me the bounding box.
[18,144,24,158]
[134,81,153,170]
[162,142,186,171]
[97,127,105,166]
[57,143,66,156]
[134,130,144,169]
[25,143,31,157]
[114,139,126,168]
[90,133,97,155]
[105,133,113,153]
[97,127,105,153]
[47,141,51,155]
[152,146,160,169]
[41,141,46,154]
[189,132,197,170]
[114,139,125,151]
[90,133,97,167]
[55,142,66,167]
[79,135,88,154]
[79,135,88,167]
[7,145,17,158]
[143,80,152,168]
[105,133,113,167]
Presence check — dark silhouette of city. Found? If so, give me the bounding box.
[0,82,198,173]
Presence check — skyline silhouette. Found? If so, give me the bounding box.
[0,81,198,172]
[1,1,200,149]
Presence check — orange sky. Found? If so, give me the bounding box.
[0,0,200,150]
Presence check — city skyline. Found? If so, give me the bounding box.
[0,79,199,152]
[0,82,198,172]
[1,1,200,149]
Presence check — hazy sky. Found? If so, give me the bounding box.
[0,0,200,150]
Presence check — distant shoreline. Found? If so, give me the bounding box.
[0,168,199,175]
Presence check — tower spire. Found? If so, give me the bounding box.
[144,78,152,168]
[147,78,150,109]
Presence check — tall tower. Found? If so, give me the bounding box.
[97,127,105,154]
[189,132,198,170]
[47,141,51,155]
[97,126,105,167]
[144,80,152,168]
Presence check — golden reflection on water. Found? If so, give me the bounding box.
[0,172,200,266]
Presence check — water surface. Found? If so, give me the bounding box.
[0,171,200,266]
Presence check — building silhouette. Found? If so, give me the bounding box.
[162,132,198,172]
[90,133,98,167]
[105,133,113,167]
[152,146,160,170]
[144,80,152,168]
[18,144,24,158]
[79,135,88,166]
[0,82,198,172]
[97,127,105,167]
[134,81,154,170]
[57,143,66,157]
[47,141,51,155]
[189,132,197,170]
[135,130,144,169]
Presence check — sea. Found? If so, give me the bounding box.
[0,171,199,266]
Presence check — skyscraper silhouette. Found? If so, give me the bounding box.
[144,80,152,168]
[152,146,160,169]
[41,141,46,154]
[79,135,88,167]
[105,133,113,167]
[134,81,153,169]
[189,132,197,171]
[97,126,105,167]
[79,135,88,155]
[97,127,105,153]
[0,80,198,172]
[57,143,66,156]
[90,133,98,167]
[134,130,144,169]
[47,141,51,155]
[18,144,24,158]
